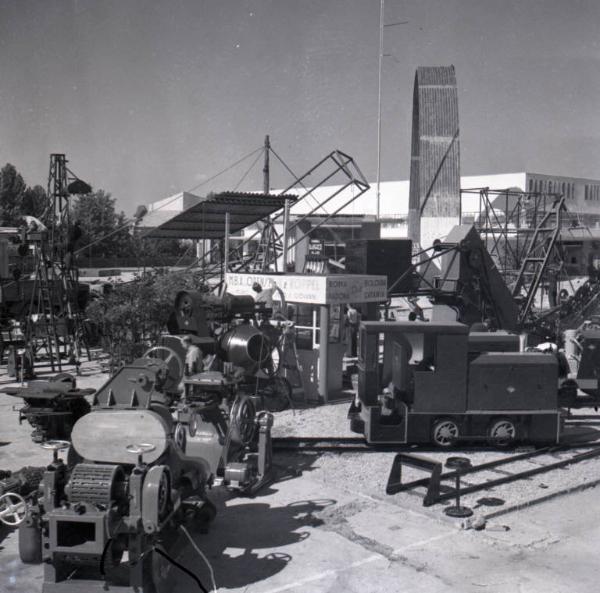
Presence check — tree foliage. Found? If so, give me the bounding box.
[72,190,134,259]
[0,163,29,225]
[1,161,189,264]
[21,185,47,219]
[86,270,209,365]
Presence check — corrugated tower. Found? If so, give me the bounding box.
[407,66,461,248]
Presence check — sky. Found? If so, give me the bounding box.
[1,0,600,214]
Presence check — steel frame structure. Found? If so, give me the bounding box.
[466,187,567,324]
[193,149,370,280]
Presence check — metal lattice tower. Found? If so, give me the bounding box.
[25,154,91,370]
[46,154,71,265]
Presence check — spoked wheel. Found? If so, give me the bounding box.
[431,419,459,447]
[143,346,184,392]
[260,376,292,413]
[258,344,281,378]
[229,396,256,446]
[488,418,517,447]
[0,492,27,526]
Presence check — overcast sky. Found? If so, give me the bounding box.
[1,0,599,213]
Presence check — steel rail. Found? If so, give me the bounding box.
[432,444,600,505]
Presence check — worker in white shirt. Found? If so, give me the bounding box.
[252,282,276,307]
[182,335,203,376]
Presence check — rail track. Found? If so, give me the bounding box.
[273,431,600,508]
[272,433,600,454]
[386,441,600,505]
[272,436,373,452]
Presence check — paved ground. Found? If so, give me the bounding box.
[2,361,600,592]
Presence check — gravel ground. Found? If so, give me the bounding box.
[4,358,600,522]
[271,402,600,523]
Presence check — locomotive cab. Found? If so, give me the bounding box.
[349,320,562,447]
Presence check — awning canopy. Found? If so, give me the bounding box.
[140,191,297,240]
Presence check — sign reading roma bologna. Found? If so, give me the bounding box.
[225,273,388,305]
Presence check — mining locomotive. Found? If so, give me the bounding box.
[15,289,279,592]
[348,320,599,447]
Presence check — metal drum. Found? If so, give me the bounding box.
[220,325,271,370]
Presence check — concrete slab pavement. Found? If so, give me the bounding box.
[2,359,600,593]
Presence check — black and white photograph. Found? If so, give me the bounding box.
[1,1,600,591]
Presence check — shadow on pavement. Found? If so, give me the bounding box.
[161,497,336,592]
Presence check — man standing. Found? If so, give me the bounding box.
[346,304,360,357]
[182,335,203,375]
[252,281,275,307]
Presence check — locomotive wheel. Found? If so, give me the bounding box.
[488,419,517,447]
[431,419,459,447]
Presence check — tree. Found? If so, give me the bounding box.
[72,190,133,259]
[0,163,26,226]
[21,185,47,219]
[86,269,208,365]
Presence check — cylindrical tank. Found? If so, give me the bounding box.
[220,325,271,370]
[221,293,256,317]
[173,291,256,328]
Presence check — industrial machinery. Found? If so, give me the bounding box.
[2,374,93,443]
[164,289,292,406]
[388,225,520,332]
[17,292,274,593]
[560,317,600,405]
[348,320,583,446]
[0,466,45,530]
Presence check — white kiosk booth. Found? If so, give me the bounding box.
[225,272,387,402]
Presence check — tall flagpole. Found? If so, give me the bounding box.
[376,0,384,220]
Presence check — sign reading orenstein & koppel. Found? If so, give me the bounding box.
[225,273,387,305]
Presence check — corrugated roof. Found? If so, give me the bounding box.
[140,191,297,240]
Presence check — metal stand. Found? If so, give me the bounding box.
[444,456,473,518]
